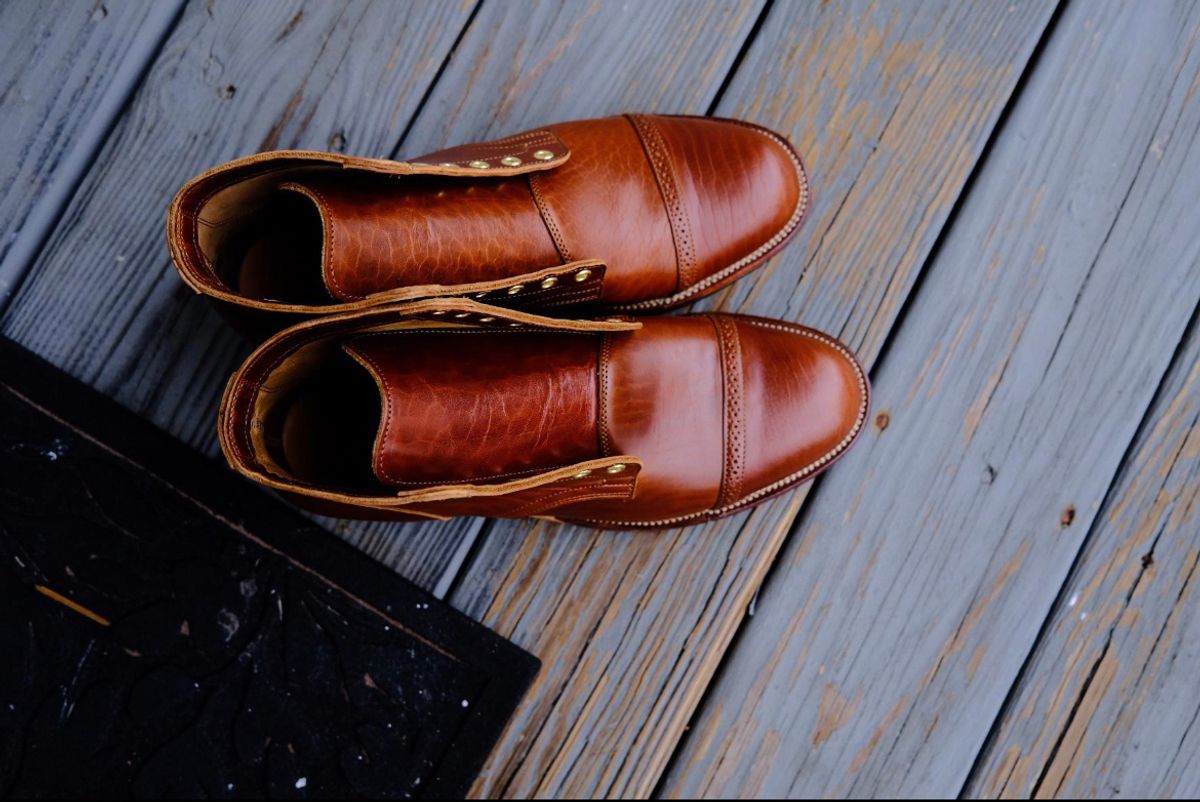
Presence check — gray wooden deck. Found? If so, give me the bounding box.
[2,1,1198,798]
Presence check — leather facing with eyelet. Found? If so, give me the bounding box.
[219,301,869,528]
[168,114,808,322]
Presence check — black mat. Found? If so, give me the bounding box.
[0,337,538,799]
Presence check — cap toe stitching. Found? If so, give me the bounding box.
[611,121,809,311]
[580,320,865,527]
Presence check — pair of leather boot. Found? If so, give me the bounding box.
[169,114,869,528]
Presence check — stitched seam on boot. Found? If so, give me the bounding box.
[711,314,746,509]
[626,113,697,293]
[528,172,573,262]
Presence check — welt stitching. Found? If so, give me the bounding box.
[599,333,613,456]
[611,121,810,311]
[581,320,867,527]
[627,114,696,292]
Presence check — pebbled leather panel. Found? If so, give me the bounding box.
[344,330,600,485]
[281,173,559,301]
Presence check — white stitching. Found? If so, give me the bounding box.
[610,122,810,311]
[579,320,867,527]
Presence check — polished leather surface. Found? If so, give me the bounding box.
[284,172,560,300]
[168,114,807,316]
[344,331,599,484]
[219,302,867,528]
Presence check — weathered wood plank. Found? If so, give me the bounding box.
[966,269,1200,792]
[390,0,770,591]
[0,0,182,302]
[397,0,767,155]
[0,0,768,595]
[662,1,1200,796]
[0,0,480,585]
[448,2,1057,797]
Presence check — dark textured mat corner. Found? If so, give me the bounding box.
[0,337,539,799]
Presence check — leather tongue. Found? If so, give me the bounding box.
[278,171,560,302]
[342,330,602,486]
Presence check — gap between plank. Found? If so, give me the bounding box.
[652,0,1070,795]
[958,265,1200,799]
[431,0,777,606]
[704,0,775,117]
[387,0,485,159]
[0,0,186,317]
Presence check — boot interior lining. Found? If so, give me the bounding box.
[194,167,334,304]
[251,338,384,493]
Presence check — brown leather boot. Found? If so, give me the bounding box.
[169,115,808,325]
[218,300,867,529]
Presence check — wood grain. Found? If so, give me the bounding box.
[968,306,1200,801]
[396,0,767,155]
[388,0,770,593]
[662,1,1200,796]
[0,0,480,586]
[449,2,1057,797]
[966,182,1200,797]
[0,0,768,595]
[0,0,182,302]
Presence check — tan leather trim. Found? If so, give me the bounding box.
[276,181,337,299]
[218,298,643,510]
[167,142,574,313]
[340,341,393,488]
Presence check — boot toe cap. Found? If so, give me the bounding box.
[647,115,808,294]
[731,317,868,506]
